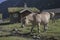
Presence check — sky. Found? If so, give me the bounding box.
[0,0,6,3]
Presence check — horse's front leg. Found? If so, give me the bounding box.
[30,22,35,34]
[52,17,55,23]
[21,20,25,28]
[44,23,48,32]
[21,23,25,28]
[37,23,40,34]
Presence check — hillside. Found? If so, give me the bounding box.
[0,0,60,18]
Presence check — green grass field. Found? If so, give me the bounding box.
[0,19,60,40]
[0,14,2,19]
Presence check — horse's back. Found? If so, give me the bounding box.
[25,12,51,24]
[39,12,50,23]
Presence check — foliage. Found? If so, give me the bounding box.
[0,14,2,19]
[8,7,40,13]
[1,0,60,18]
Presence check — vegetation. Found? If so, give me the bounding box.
[0,14,2,19]
[8,7,40,13]
[0,0,60,18]
[0,19,60,40]
[0,36,32,40]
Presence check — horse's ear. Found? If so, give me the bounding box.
[38,12,40,14]
[36,11,40,14]
[34,11,40,14]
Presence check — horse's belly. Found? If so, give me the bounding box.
[41,16,50,24]
[36,18,41,23]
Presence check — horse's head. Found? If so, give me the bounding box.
[50,12,55,17]
[49,12,55,23]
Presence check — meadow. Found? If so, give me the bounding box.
[0,19,60,40]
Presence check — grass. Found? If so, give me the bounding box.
[0,14,2,19]
[0,19,60,40]
[0,36,32,40]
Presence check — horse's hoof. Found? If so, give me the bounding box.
[30,33,33,36]
[21,26,24,28]
[42,30,47,32]
[32,35,42,40]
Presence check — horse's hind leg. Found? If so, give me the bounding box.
[44,23,48,32]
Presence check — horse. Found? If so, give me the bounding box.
[21,11,55,34]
